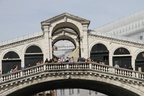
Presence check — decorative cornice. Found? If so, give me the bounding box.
[41,13,90,25]
[0,35,44,50]
[88,33,144,48]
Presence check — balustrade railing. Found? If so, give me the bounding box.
[0,32,43,46]
[0,62,144,83]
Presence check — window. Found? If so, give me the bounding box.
[114,48,130,55]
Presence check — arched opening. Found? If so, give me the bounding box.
[52,35,76,47]
[113,47,131,69]
[52,22,80,36]
[52,23,80,59]
[135,52,144,72]
[25,45,43,67]
[90,43,109,65]
[53,40,76,59]
[2,51,21,74]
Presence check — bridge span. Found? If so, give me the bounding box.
[0,62,144,96]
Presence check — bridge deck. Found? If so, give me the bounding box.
[0,62,144,84]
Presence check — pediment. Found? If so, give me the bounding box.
[41,12,90,25]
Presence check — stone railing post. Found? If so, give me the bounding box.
[43,64,46,71]
[0,77,2,83]
[20,71,23,77]
[66,63,69,69]
[131,71,136,78]
[109,67,115,74]
[89,63,92,69]
[135,72,139,78]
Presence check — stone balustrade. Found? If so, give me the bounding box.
[0,62,144,83]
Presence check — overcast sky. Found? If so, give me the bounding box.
[0,0,144,41]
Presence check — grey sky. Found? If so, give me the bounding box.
[0,0,144,41]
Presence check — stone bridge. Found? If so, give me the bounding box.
[0,62,144,96]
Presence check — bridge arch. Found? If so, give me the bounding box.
[24,45,43,67]
[113,47,131,68]
[90,43,109,65]
[0,62,143,96]
[5,72,141,96]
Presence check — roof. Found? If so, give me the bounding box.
[41,12,90,25]
[94,10,144,32]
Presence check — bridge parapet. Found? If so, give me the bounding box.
[0,62,144,83]
[0,62,144,96]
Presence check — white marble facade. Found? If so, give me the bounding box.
[0,11,144,72]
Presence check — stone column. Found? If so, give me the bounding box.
[42,23,51,60]
[109,53,113,66]
[49,35,53,59]
[21,52,25,68]
[131,55,136,71]
[81,24,89,59]
[108,44,113,66]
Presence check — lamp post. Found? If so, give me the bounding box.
[76,36,83,57]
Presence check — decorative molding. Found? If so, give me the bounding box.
[88,33,144,48]
[41,12,90,25]
[0,35,44,50]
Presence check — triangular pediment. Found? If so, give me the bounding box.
[41,12,90,25]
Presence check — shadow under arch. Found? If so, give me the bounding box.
[52,22,80,36]
[8,79,139,96]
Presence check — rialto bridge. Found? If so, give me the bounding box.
[0,62,144,96]
[0,12,144,95]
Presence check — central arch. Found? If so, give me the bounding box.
[41,13,90,59]
[7,78,139,96]
[52,22,80,36]
[51,22,81,59]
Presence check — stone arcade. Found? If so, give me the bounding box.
[0,12,144,96]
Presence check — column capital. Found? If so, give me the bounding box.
[41,22,51,31]
[41,22,51,26]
